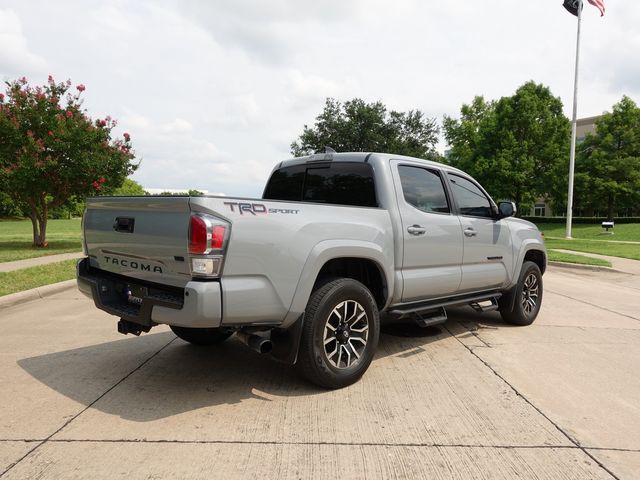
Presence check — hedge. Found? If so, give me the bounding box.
[521,216,640,224]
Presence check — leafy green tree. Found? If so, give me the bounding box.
[0,191,24,217]
[157,190,203,196]
[577,96,640,220]
[0,76,136,246]
[113,178,146,196]
[443,82,570,212]
[291,98,440,160]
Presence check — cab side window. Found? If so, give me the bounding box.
[447,173,493,218]
[398,166,450,214]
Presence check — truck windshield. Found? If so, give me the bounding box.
[263,162,377,207]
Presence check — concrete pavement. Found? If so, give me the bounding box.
[1,266,639,479]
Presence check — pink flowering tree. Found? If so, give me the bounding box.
[0,76,136,247]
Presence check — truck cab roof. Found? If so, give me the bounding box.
[279,152,467,177]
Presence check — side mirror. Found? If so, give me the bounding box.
[498,201,516,218]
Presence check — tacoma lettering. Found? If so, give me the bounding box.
[103,256,162,273]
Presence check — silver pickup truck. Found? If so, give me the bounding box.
[77,152,546,388]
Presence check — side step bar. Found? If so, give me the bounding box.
[388,291,502,320]
[413,307,448,327]
[469,297,500,313]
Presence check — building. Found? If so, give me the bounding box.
[529,115,601,217]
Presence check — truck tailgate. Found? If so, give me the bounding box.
[84,196,191,288]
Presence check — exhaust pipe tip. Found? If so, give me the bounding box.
[237,331,272,354]
[258,339,273,354]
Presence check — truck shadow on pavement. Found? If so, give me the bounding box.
[17,308,510,423]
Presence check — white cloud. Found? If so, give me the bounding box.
[286,69,340,101]
[0,9,47,77]
[3,0,639,197]
[161,118,193,134]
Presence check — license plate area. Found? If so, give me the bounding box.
[126,284,148,305]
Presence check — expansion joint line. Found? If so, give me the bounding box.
[0,337,177,478]
[447,322,621,480]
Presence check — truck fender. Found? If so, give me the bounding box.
[510,240,547,287]
[281,239,394,328]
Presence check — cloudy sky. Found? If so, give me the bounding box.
[1,0,638,196]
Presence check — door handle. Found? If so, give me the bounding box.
[463,227,477,237]
[113,217,135,233]
[407,225,426,236]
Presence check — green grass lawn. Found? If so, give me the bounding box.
[547,250,612,267]
[537,223,640,242]
[545,238,640,261]
[0,218,82,263]
[0,259,77,297]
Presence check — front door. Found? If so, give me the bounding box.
[446,173,513,292]
[392,162,464,302]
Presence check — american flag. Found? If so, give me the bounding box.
[587,0,605,16]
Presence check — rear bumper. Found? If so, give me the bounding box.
[76,258,223,328]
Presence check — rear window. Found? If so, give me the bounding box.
[263,162,377,207]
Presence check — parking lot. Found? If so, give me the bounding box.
[1,266,639,479]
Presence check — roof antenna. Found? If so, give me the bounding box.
[324,146,336,154]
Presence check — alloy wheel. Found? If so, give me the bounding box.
[521,273,539,315]
[323,300,370,369]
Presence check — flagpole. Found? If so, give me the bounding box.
[565,0,583,239]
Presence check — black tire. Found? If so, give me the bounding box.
[297,278,380,389]
[170,326,234,346]
[500,261,543,326]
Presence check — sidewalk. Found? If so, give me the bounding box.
[546,235,640,245]
[0,252,83,273]
[550,248,640,275]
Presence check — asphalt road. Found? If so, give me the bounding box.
[1,266,639,479]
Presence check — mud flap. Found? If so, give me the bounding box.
[270,314,305,365]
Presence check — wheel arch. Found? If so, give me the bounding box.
[523,248,547,275]
[282,240,393,327]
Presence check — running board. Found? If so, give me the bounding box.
[389,291,502,320]
[469,297,500,313]
[414,307,448,327]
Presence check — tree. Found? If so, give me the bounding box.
[577,96,640,220]
[157,189,203,196]
[291,98,440,160]
[443,82,570,212]
[0,76,136,246]
[0,191,23,217]
[113,178,146,196]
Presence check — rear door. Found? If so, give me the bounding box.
[391,162,463,302]
[446,173,512,291]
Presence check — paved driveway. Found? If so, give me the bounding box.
[1,267,638,479]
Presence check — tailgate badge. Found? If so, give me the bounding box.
[104,256,163,273]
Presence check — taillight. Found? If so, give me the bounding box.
[188,213,228,278]
[189,215,208,254]
[211,225,225,249]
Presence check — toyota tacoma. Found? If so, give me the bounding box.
[77,152,546,388]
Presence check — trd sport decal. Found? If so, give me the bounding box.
[224,202,299,215]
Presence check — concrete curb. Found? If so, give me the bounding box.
[548,261,626,274]
[0,279,76,310]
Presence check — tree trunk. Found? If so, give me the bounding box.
[28,212,41,247]
[607,193,615,222]
[38,214,48,247]
[27,201,49,247]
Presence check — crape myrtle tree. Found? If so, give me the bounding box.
[443,82,570,213]
[576,96,640,220]
[0,76,136,246]
[291,98,441,160]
